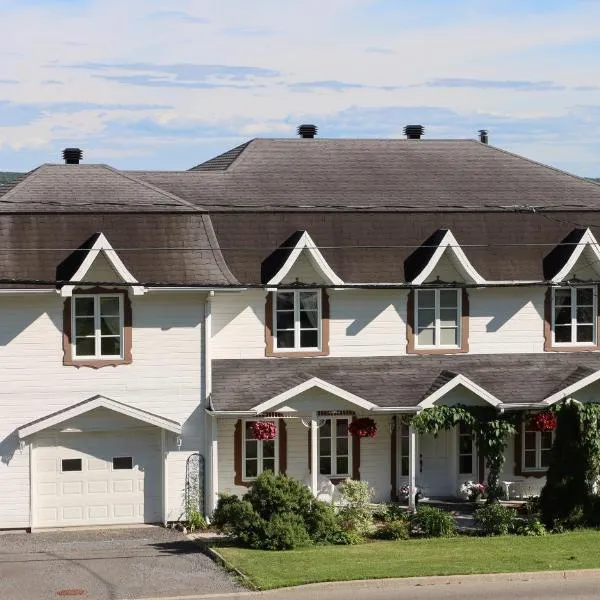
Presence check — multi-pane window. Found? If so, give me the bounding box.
[274,290,320,350]
[243,421,278,480]
[523,423,553,470]
[319,417,351,477]
[399,422,410,476]
[415,289,460,348]
[72,295,123,358]
[458,422,475,475]
[552,287,596,345]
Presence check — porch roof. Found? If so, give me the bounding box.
[211,354,600,412]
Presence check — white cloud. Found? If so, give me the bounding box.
[0,0,600,171]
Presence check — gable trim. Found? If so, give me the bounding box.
[60,233,145,297]
[551,228,600,283]
[411,230,485,285]
[18,394,181,438]
[418,373,501,408]
[251,377,376,414]
[267,231,343,286]
[542,369,600,405]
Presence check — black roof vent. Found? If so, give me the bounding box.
[478,129,489,144]
[403,125,424,140]
[297,124,318,139]
[62,148,83,164]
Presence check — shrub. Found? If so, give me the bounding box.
[384,503,409,523]
[212,472,354,549]
[514,517,546,536]
[304,501,350,545]
[212,494,265,546]
[186,509,207,532]
[473,503,517,535]
[262,513,313,550]
[412,506,456,537]
[337,479,375,535]
[374,518,411,540]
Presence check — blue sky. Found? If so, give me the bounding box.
[1,0,600,175]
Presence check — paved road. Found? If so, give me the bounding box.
[0,526,242,600]
[200,571,600,600]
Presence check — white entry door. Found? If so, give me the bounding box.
[34,429,162,528]
[418,430,454,497]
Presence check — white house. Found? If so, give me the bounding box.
[3,128,600,529]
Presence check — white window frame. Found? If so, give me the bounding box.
[318,417,352,478]
[522,422,554,472]
[414,288,461,349]
[457,422,476,476]
[551,286,597,347]
[273,289,322,352]
[71,294,124,359]
[242,419,279,481]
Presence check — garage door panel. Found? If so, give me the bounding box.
[34,430,162,528]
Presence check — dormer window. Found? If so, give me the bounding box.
[552,286,596,346]
[73,294,123,358]
[63,288,132,368]
[265,289,330,357]
[415,289,461,348]
[274,290,320,350]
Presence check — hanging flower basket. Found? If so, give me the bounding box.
[529,411,557,432]
[348,417,378,438]
[251,421,278,440]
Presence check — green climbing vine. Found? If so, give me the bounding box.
[411,406,516,502]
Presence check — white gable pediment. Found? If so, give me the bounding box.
[251,377,375,414]
[411,230,485,285]
[552,229,600,283]
[60,233,145,297]
[267,232,343,286]
[419,374,501,408]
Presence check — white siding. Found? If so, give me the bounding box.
[83,253,121,282]
[359,416,391,502]
[329,290,406,356]
[423,254,465,283]
[0,292,205,528]
[469,287,545,354]
[212,290,265,359]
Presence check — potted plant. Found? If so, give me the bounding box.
[348,417,378,438]
[529,410,557,432]
[459,481,488,502]
[251,421,278,440]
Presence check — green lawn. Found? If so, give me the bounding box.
[217,530,600,590]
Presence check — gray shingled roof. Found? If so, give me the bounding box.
[211,354,600,411]
[0,213,238,286]
[0,164,197,212]
[209,211,600,284]
[132,139,600,212]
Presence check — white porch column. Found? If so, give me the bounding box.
[207,415,219,516]
[408,425,417,512]
[310,414,318,496]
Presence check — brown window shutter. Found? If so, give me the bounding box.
[279,420,287,475]
[234,419,244,486]
[351,416,361,481]
[514,413,523,476]
[543,288,552,352]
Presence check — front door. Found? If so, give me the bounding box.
[418,430,453,497]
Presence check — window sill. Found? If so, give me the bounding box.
[521,469,548,478]
[545,344,599,353]
[266,349,328,358]
[411,346,467,355]
[63,357,132,369]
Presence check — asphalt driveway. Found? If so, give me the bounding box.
[0,526,243,600]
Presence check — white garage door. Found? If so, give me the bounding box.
[34,429,162,528]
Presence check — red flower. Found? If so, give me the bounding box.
[348,417,378,438]
[529,411,557,432]
[251,421,278,440]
